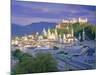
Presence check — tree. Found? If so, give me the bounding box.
[14,52,58,74]
[72,23,96,40]
[12,49,22,59]
[32,53,58,73]
[15,54,35,74]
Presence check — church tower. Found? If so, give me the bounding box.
[42,28,47,37]
[47,28,52,39]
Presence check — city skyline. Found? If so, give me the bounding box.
[12,0,96,25]
[11,1,96,74]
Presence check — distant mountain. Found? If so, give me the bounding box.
[11,22,57,36]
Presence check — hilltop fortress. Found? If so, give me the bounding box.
[62,17,88,24]
[56,17,88,28]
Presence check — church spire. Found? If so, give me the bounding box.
[42,28,47,36]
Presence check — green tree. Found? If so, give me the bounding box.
[12,49,22,59]
[15,54,35,74]
[14,52,58,74]
[33,53,58,73]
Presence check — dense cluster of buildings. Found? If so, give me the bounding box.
[11,18,86,49]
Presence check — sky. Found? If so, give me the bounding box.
[11,0,96,25]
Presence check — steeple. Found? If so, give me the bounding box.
[47,28,52,39]
[42,28,47,36]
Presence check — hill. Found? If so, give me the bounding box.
[11,22,57,36]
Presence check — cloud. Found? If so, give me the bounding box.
[11,1,96,25]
